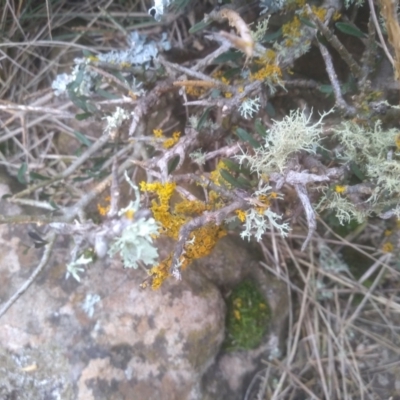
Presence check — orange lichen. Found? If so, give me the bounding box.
[140,181,227,289]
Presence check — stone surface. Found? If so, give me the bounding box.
[0,221,225,399]
[0,176,290,400]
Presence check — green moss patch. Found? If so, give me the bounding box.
[223,279,270,351]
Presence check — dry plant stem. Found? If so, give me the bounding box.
[294,183,316,251]
[159,58,232,91]
[7,198,61,212]
[271,262,312,400]
[173,80,217,88]
[369,0,395,66]
[173,173,243,201]
[343,257,389,330]
[305,317,330,399]
[299,257,400,313]
[87,64,133,92]
[129,78,175,136]
[0,103,75,119]
[360,16,377,86]
[65,157,133,219]
[204,143,241,161]
[317,41,356,115]
[184,80,261,108]
[0,232,57,319]
[192,39,231,71]
[206,8,254,60]
[12,131,112,199]
[268,358,319,400]
[150,127,200,181]
[0,214,63,225]
[380,0,400,81]
[318,217,396,275]
[305,4,362,79]
[108,158,120,218]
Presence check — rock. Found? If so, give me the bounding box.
[0,203,225,399]
[0,177,290,400]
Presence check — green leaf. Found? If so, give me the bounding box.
[17,162,27,184]
[197,108,211,130]
[82,49,93,58]
[235,128,261,149]
[29,171,49,181]
[171,0,192,11]
[236,176,252,188]
[108,70,129,84]
[318,84,334,95]
[254,119,267,137]
[85,102,99,114]
[299,17,316,29]
[73,131,93,147]
[90,157,108,171]
[222,159,251,176]
[335,22,365,38]
[263,28,282,43]
[49,200,59,210]
[213,51,242,64]
[265,102,276,117]
[210,89,221,98]
[316,32,329,46]
[220,169,247,188]
[189,19,212,34]
[96,88,120,100]
[223,67,241,80]
[67,67,85,92]
[168,156,180,174]
[221,159,242,173]
[350,162,365,181]
[68,91,89,112]
[75,112,92,121]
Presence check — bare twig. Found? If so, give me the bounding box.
[0,232,57,318]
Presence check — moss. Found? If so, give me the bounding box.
[223,279,271,351]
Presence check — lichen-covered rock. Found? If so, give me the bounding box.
[0,197,225,400]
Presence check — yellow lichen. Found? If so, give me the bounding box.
[335,185,347,194]
[97,195,111,216]
[124,209,135,220]
[382,242,394,253]
[308,6,327,22]
[140,181,227,289]
[153,128,164,138]
[236,209,247,222]
[395,134,400,150]
[163,131,181,149]
[282,16,302,39]
[250,63,282,82]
